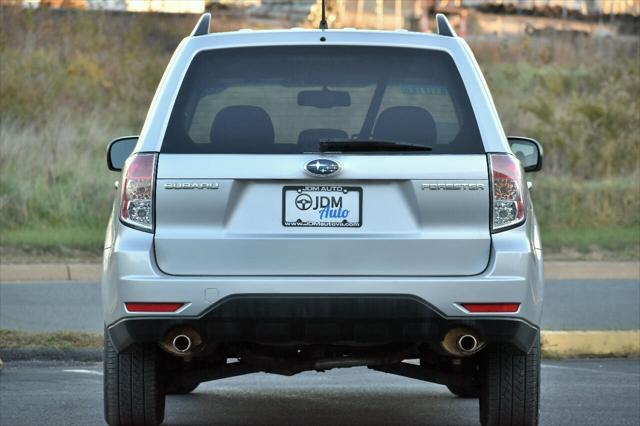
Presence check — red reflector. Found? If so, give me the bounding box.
[125,303,183,313]
[461,303,520,313]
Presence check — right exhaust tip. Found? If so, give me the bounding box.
[172,334,192,353]
[441,328,484,357]
[457,334,479,353]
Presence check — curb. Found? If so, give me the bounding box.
[544,262,639,280]
[0,264,101,282]
[0,348,102,362]
[1,261,639,282]
[541,330,640,358]
[0,331,637,362]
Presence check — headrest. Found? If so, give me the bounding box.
[210,105,274,152]
[373,106,437,146]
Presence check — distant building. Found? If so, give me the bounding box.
[248,0,315,24]
[17,0,205,13]
[125,0,204,13]
[11,0,638,19]
[217,0,260,5]
[19,0,88,8]
[87,0,126,10]
[450,0,638,16]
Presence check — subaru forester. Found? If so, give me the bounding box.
[103,13,544,426]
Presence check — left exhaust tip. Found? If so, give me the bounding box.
[441,328,484,357]
[172,334,192,353]
[457,334,479,353]
[160,328,203,357]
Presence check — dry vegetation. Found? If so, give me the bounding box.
[0,7,638,257]
[0,328,101,349]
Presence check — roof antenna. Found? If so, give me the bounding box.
[319,0,328,30]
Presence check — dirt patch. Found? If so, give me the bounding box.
[0,329,102,350]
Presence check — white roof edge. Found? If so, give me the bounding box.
[196,28,441,38]
[183,28,459,51]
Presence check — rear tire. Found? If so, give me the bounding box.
[104,331,166,426]
[479,333,540,426]
[447,383,480,399]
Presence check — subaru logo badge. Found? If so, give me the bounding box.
[304,159,341,177]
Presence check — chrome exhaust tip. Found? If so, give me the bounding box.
[172,334,192,353]
[160,327,203,357]
[457,334,479,353]
[441,328,484,357]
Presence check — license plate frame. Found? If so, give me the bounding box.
[282,185,362,228]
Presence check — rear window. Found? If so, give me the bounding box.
[161,46,483,154]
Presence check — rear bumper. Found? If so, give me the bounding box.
[107,294,539,353]
[103,222,544,351]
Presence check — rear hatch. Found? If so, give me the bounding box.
[153,45,491,276]
[154,155,489,276]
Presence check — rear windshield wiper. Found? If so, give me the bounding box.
[318,139,432,153]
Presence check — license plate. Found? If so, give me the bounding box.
[282,186,362,227]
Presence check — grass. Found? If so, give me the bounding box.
[1,224,637,261]
[1,226,105,250]
[542,226,640,259]
[0,8,638,260]
[0,329,102,350]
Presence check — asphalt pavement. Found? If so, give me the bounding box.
[0,281,102,332]
[0,359,638,426]
[1,279,639,332]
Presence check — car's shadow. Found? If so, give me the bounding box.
[164,372,479,426]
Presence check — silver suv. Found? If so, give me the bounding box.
[103,13,544,426]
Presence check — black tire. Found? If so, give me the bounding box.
[447,383,480,399]
[104,331,166,426]
[165,382,199,395]
[479,333,540,426]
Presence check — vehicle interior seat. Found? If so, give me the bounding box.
[372,106,437,146]
[210,105,275,152]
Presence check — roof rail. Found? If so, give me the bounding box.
[191,13,211,37]
[436,13,457,37]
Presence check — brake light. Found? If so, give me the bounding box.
[125,302,183,313]
[489,154,526,232]
[120,154,157,232]
[461,303,520,313]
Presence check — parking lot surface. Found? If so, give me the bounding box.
[1,359,638,426]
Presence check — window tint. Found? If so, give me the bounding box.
[162,46,483,154]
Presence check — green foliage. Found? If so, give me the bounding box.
[472,36,640,179]
[1,225,105,249]
[532,177,640,229]
[0,8,638,256]
[3,224,636,259]
[541,227,639,257]
[0,8,188,128]
[0,9,200,230]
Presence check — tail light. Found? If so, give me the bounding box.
[120,154,157,232]
[489,154,526,232]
